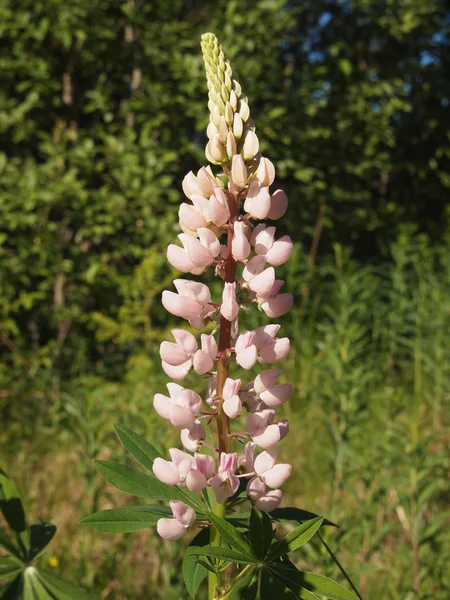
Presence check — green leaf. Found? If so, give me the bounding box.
[28,523,56,562]
[0,470,28,554]
[114,425,161,472]
[0,529,23,561]
[267,563,358,600]
[182,528,209,599]
[206,511,255,558]
[186,546,257,565]
[94,461,205,513]
[227,569,258,599]
[269,517,324,559]
[80,505,171,533]
[271,508,336,528]
[249,508,273,560]
[260,567,300,599]
[35,570,96,600]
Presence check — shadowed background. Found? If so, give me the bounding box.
[1,1,449,598]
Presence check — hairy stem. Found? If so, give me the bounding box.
[209,190,239,599]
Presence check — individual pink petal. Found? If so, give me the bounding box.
[180,420,205,452]
[171,329,198,355]
[250,223,267,247]
[238,442,256,473]
[153,458,180,485]
[265,235,293,266]
[235,330,255,352]
[186,469,208,492]
[232,221,251,261]
[176,389,202,413]
[231,155,247,189]
[168,404,196,429]
[180,234,214,269]
[179,203,208,233]
[209,192,230,227]
[198,228,220,257]
[254,226,276,254]
[253,324,281,349]
[197,166,218,197]
[261,293,293,318]
[260,383,292,407]
[254,490,282,512]
[210,472,240,504]
[259,337,291,363]
[223,395,242,418]
[153,394,171,420]
[157,518,187,540]
[194,453,216,479]
[236,345,258,369]
[261,464,292,488]
[246,476,266,501]
[162,291,200,320]
[223,378,241,398]
[219,452,238,473]
[243,255,266,282]
[253,424,283,448]
[254,369,281,394]
[174,280,211,305]
[244,182,271,219]
[201,334,218,360]
[221,282,239,321]
[191,195,211,220]
[246,409,275,436]
[267,190,288,220]
[255,157,275,187]
[170,500,196,526]
[242,130,259,160]
[159,341,190,366]
[193,350,214,374]
[182,171,202,199]
[249,267,275,296]
[254,449,279,475]
[161,360,191,380]
[167,244,196,272]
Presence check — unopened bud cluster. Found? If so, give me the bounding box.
[153,33,294,541]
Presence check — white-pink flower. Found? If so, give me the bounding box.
[243,181,271,220]
[162,279,215,330]
[153,448,194,486]
[222,378,242,418]
[153,383,202,429]
[210,453,239,504]
[256,280,293,318]
[246,409,289,448]
[167,228,220,273]
[232,221,251,261]
[253,324,291,363]
[254,449,291,488]
[253,369,292,407]
[235,330,258,369]
[180,420,206,452]
[156,500,196,540]
[221,282,239,321]
[251,225,293,266]
[246,476,283,512]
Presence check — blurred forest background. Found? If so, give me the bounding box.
[1,0,450,599]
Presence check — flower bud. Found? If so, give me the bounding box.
[232,221,251,261]
[233,113,243,139]
[225,101,234,126]
[230,155,247,189]
[239,100,250,121]
[242,130,259,160]
[206,135,226,164]
[226,131,237,157]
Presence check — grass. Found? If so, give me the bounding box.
[2,229,450,599]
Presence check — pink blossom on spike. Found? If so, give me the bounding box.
[254,450,291,488]
[242,255,266,283]
[153,383,202,429]
[246,476,283,512]
[252,419,289,448]
[221,282,239,321]
[232,221,251,261]
[156,500,196,540]
[193,333,218,374]
[209,188,230,226]
[180,420,205,452]
[162,280,215,330]
[266,235,293,266]
[230,155,247,189]
[179,203,208,235]
[257,280,293,318]
[255,157,276,187]
[249,267,276,296]
[243,181,271,220]
[238,441,256,473]
[210,452,239,504]
[222,377,242,418]
[267,190,288,220]
[235,330,258,369]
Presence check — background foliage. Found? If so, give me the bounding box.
[1,1,449,599]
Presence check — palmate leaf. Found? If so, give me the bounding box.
[35,570,96,600]
[227,569,258,600]
[28,523,56,562]
[271,508,337,528]
[0,557,22,582]
[0,529,23,561]
[182,528,210,599]
[268,517,324,560]
[80,505,172,533]
[186,546,257,565]
[1,574,24,600]
[266,562,359,600]
[114,425,161,472]
[249,508,273,560]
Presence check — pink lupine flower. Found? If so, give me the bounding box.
[210,452,240,504]
[230,155,247,189]
[253,369,292,407]
[253,324,291,363]
[222,377,242,418]
[232,221,251,261]
[180,420,205,452]
[255,157,275,187]
[157,500,196,540]
[178,203,209,235]
[251,225,293,267]
[160,329,197,380]
[153,383,202,429]
[243,181,271,220]
[182,166,219,200]
[235,330,258,369]
[257,280,293,318]
[267,189,288,220]
[246,409,289,448]
[192,333,218,374]
[241,130,259,160]
[185,452,216,492]
[153,448,194,486]
[162,279,215,330]
[248,267,276,296]
[246,476,283,512]
[254,449,291,488]
[209,188,230,227]
[238,441,256,473]
[221,282,239,321]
